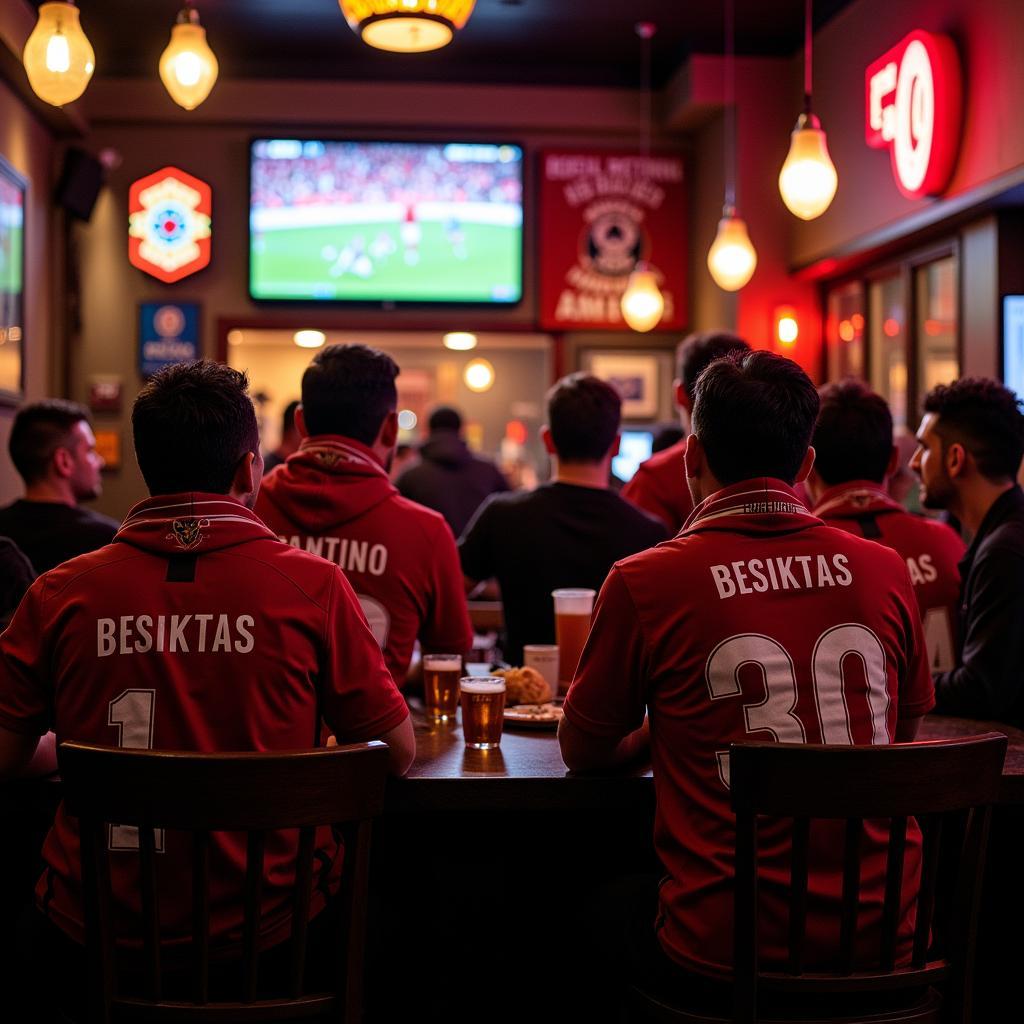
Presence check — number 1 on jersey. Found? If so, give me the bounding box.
[107,689,164,852]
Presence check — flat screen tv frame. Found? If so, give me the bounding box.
[247,137,525,308]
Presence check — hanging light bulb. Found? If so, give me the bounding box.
[779,112,838,219]
[707,207,758,292]
[779,0,837,219]
[619,22,665,332]
[159,5,219,111]
[23,1,95,107]
[621,267,665,332]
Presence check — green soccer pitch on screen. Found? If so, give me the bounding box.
[249,139,524,304]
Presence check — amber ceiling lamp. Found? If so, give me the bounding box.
[339,0,476,53]
[23,1,95,107]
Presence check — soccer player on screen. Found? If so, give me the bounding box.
[400,202,421,266]
[559,351,933,998]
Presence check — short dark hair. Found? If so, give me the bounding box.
[923,378,1024,481]
[9,399,90,484]
[676,331,750,401]
[547,373,621,463]
[281,399,300,435]
[812,380,893,485]
[301,344,398,446]
[692,351,820,485]
[429,406,462,433]
[132,361,259,495]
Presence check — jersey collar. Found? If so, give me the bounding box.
[811,480,902,520]
[682,477,821,536]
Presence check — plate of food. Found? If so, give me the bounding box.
[503,701,564,730]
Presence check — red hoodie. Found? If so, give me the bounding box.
[257,437,473,683]
[0,493,408,949]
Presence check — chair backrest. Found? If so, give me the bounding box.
[728,734,1007,1024]
[59,740,391,1023]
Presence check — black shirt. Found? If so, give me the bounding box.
[0,536,34,625]
[0,499,119,575]
[934,485,1024,726]
[458,481,668,664]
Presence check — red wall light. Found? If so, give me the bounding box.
[774,306,800,347]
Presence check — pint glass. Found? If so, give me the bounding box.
[460,676,506,749]
[423,654,462,721]
[551,589,596,694]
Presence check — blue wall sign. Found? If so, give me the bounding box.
[139,301,199,377]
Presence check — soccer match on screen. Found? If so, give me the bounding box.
[249,139,524,303]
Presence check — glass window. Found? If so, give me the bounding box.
[826,281,865,382]
[915,256,958,396]
[869,275,908,430]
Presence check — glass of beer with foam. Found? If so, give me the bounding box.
[460,676,506,749]
[551,589,595,694]
[423,654,462,721]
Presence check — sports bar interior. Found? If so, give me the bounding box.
[1,1,1024,1022]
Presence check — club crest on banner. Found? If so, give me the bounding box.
[128,167,212,283]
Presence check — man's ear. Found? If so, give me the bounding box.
[52,446,74,480]
[684,434,704,479]
[946,441,969,480]
[294,405,309,439]
[379,410,399,449]
[231,450,259,497]
[540,424,557,456]
[609,432,621,459]
[673,380,691,414]
[804,466,824,504]
[795,445,816,484]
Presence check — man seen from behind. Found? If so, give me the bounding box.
[257,345,473,684]
[0,361,413,1009]
[560,351,932,1000]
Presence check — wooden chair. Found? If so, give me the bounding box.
[630,733,1007,1024]
[58,740,391,1023]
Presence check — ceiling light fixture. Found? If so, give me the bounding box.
[23,1,95,107]
[160,3,219,110]
[443,331,477,351]
[620,21,665,333]
[778,0,838,219]
[339,0,476,54]
[294,329,326,349]
[707,0,757,292]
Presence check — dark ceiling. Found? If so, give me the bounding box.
[42,0,856,89]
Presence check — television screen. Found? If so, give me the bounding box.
[1004,296,1024,398]
[613,429,654,483]
[249,139,523,303]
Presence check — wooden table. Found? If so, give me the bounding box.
[387,706,1024,808]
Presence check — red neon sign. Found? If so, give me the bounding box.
[865,31,962,199]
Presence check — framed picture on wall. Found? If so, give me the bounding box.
[585,350,662,420]
[0,154,26,403]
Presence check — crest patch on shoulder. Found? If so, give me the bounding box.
[314,450,342,467]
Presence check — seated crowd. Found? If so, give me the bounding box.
[0,332,1022,1017]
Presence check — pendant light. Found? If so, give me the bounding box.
[339,0,477,54]
[778,0,838,219]
[23,1,95,107]
[620,22,665,333]
[707,0,757,292]
[159,3,219,111]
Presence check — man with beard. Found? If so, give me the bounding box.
[911,378,1024,726]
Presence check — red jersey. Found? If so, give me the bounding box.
[621,439,693,534]
[257,436,473,683]
[0,495,408,948]
[564,479,934,977]
[812,482,965,672]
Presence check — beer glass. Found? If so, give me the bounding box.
[423,654,462,721]
[460,676,506,749]
[551,589,595,694]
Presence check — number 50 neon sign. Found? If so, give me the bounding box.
[865,31,962,199]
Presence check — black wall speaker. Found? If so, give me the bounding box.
[55,148,104,221]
